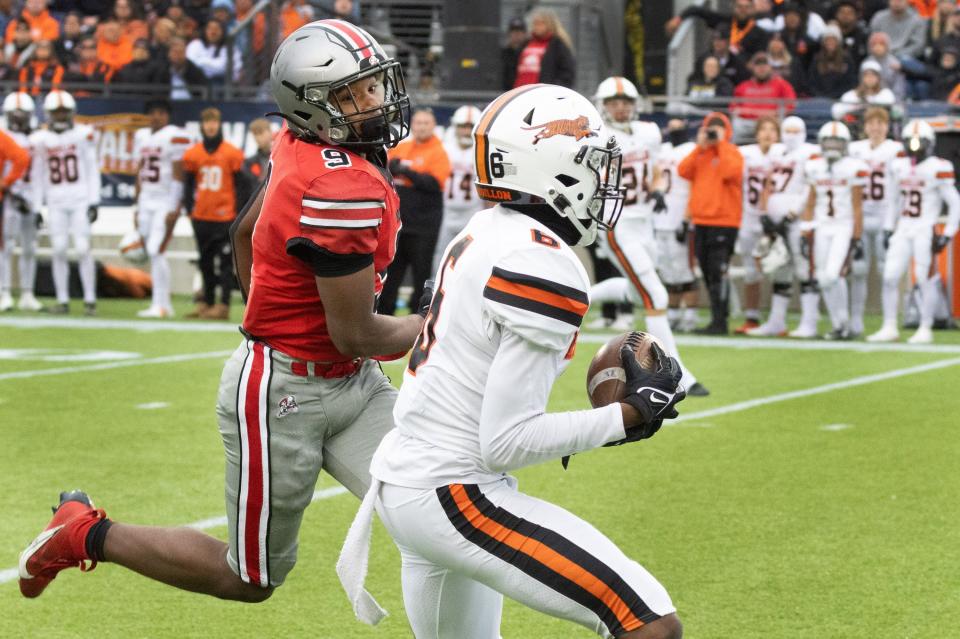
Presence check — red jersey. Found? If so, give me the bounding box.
[242,130,401,362]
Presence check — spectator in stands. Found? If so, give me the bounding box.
[378,108,451,316]
[55,11,85,65]
[281,0,314,39]
[235,0,265,54]
[210,0,233,28]
[732,52,795,137]
[928,3,960,64]
[501,17,527,90]
[186,19,228,83]
[4,0,59,45]
[765,1,828,41]
[183,0,213,25]
[97,19,134,73]
[0,0,15,40]
[18,39,64,95]
[512,8,576,88]
[931,46,960,99]
[160,35,207,99]
[909,0,939,19]
[832,59,897,121]
[4,19,35,67]
[836,0,870,66]
[697,30,750,86]
[870,0,929,97]
[675,0,770,59]
[106,0,148,42]
[778,3,817,71]
[330,0,357,23]
[864,31,908,99]
[687,55,735,100]
[150,16,176,59]
[242,118,273,185]
[767,33,800,85]
[63,34,112,90]
[805,23,857,98]
[114,38,162,86]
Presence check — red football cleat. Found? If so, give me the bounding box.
[19,491,106,598]
[734,319,760,334]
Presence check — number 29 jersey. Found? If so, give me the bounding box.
[889,155,957,232]
[31,124,101,207]
[371,205,592,489]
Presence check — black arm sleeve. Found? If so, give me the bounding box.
[402,170,441,193]
[182,170,196,213]
[285,237,374,277]
[233,170,252,214]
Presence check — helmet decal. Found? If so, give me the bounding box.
[522,116,598,145]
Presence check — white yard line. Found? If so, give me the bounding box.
[0,350,235,382]
[0,486,349,586]
[672,356,960,424]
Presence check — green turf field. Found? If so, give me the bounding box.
[2,297,959,638]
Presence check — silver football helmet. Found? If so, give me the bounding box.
[270,19,410,148]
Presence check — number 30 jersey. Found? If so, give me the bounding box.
[888,155,960,235]
[804,156,869,227]
[133,124,192,210]
[31,124,101,207]
[372,205,623,489]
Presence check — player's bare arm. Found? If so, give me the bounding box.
[316,266,423,357]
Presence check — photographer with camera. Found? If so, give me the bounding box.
[678,112,744,334]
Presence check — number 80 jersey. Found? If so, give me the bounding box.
[31,124,101,207]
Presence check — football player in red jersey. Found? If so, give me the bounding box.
[18,20,425,604]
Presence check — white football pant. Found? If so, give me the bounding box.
[137,200,173,312]
[881,225,935,330]
[48,203,95,304]
[814,224,853,331]
[1,200,39,295]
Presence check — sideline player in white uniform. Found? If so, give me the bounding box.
[655,118,698,332]
[433,104,481,271]
[736,116,784,333]
[867,119,960,344]
[801,121,867,340]
[589,76,708,396]
[750,116,822,337]
[338,84,685,639]
[0,92,40,311]
[32,90,101,315]
[132,99,191,318]
[848,106,902,337]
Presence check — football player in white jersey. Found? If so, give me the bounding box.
[750,116,822,337]
[338,84,685,639]
[848,107,902,337]
[32,90,101,315]
[801,121,868,340]
[655,119,698,332]
[132,99,191,318]
[867,120,960,344]
[433,104,481,271]
[736,116,784,333]
[0,92,41,312]
[589,77,708,396]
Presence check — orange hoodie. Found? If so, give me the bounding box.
[677,112,744,228]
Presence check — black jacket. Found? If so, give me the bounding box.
[804,52,858,98]
[113,59,165,85]
[156,59,208,96]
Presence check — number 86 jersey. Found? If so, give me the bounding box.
[31,124,101,207]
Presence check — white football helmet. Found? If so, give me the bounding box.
[43,90,76,132]
[817,121,851,161]
[3,92,35,133]
[594,76,639,130]
[118,231,147,264]
[780,116,806,151]
[901,119,935,161]
[270,19,410,148]
[450,105,481,147]
[473,84,625,247]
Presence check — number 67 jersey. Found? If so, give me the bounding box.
[31,123,101,207]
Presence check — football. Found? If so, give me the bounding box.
[586,331,663,408]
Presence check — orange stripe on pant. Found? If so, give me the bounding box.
[606,230,654,310]
[448,484,644,632]
[485,276,588,317]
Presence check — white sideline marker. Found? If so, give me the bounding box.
[0,486,349,586]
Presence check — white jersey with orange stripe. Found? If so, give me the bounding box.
[442,135,476,214]
[740,142,785,225]
[133,124,192,210]
[371,205,625,490]
[31,124,101,208]
[849,138,903,226]
[653,141,695,231]
[766,142,819,219]
[804,155,869,227]
[888,155,960,235]
[608,121,661,219]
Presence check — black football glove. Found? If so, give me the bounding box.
[675,220,690,243]
[800,234,812,260]
[883,230,893,251]
[10,194,30,215]
[851,238,864,261]
[388,158,407,177]
[646,190,667,213]
[760,215,778,237]
[933,233,950,254]
[35,212,43,229]
[86,205,99,223]
[417,279,435,318]
[606,339,686,445]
